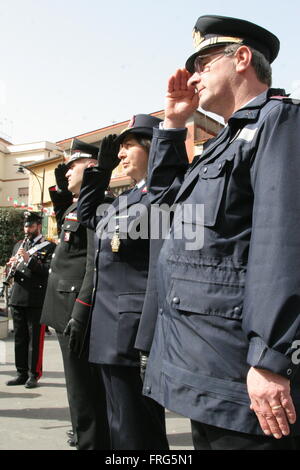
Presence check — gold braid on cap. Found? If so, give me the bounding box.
[192,28,243,53]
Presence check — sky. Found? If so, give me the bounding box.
[0,0,299,144]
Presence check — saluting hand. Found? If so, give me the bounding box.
[55,163,69,193]
[97,134,120,172]
[164,68,199,129]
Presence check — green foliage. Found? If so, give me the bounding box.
[0,208,24,266]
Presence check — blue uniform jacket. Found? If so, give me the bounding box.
[77,167,162,366]
[143,89,300,435]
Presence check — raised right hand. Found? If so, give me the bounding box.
[98,134,120,171]
[55,163,69,192]
[164,68,199,129]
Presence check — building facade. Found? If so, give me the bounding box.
[0,140,63,210]
[0,110,223,239]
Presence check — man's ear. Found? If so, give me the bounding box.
[235,45,252,73]
[86,159,98,168]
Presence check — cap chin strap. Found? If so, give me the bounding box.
[64,151,93,159]
[73,151,93,158]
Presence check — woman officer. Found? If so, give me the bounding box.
[77,114,169,450]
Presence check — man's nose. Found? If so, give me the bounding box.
[187,71,201,88]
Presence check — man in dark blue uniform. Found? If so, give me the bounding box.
[143,15,300,449]
[77,116,169,450]
[41,140,110,450]
[6,211,56,389]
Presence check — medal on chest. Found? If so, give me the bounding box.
[111,224,120,252]
[64,231,71,242]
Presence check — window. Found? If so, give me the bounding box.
[18,187,29,197]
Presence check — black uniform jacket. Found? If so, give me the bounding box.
[41,188,97,354]
[10,236,56,309]
[77,167,161,367]
[143,89,300,435]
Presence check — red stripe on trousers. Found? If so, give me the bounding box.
[35,324,46,380]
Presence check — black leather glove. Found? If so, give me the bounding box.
[98,134,120,171]
[63,318,85,357]
[139,351,149,383]
[55,163,69,192]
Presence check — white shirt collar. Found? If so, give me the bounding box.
[136,179,146,189]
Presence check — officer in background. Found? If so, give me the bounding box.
[77,116,169,450]
[143,15,300,449]
[41,139,110,450]
[6,211,56,389]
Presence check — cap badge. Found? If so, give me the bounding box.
[192,28,203,49]
[128,115,136,128]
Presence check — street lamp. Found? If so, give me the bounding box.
[14,164,45,215]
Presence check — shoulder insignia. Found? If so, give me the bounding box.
[65,212,78,221]
[271,96,300,105]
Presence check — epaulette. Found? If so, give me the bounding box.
[270,95,300,105]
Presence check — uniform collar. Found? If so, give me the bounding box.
[229,88,287,124]
[30,234,43,245]
[239,90,267,110]
[228,90,268,124]
[67,201,78,213]
[135,179,146,189]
